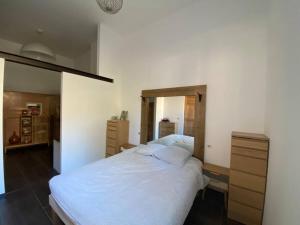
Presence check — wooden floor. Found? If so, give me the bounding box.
[0,146,242,225]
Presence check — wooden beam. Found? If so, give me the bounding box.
[0,51,113,83]
[141,85,206,97]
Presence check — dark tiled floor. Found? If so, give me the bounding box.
[184,191,242,225]
[0,145,63,225]
[0,146,242,225]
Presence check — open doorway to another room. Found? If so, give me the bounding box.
[3,61,61,199]
[147,97,156,142]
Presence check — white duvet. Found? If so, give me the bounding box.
[49,147,205,225]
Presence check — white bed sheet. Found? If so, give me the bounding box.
[49,147,205,225]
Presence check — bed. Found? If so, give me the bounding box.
[49,141,208,225]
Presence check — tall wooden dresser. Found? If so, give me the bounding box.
[159,121,175,138]
[228,132,269,225]
[106,120,129,157]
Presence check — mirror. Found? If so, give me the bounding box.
[140,85,206,161]
[146,96,196,142]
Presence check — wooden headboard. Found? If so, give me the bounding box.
[140,85,207,161]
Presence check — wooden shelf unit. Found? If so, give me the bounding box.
[20,116,33,144]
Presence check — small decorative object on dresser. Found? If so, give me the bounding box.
[120,111,128,120]
[202,163,230,209]
[106,120,129,157]
[111,115,119,120]
[159,121,175,138]
[228,131,270,225]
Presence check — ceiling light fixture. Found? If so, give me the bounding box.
[20,42,56,63]
[96,0,123,14]
[20,29,56,63]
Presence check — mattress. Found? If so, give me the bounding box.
[49,147,206,225]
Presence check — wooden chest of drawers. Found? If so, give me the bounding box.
[228,132,269,225]
[159,122,175,138]
[106,120,129,157]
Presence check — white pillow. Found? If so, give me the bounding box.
[135,144,166,156]
[153,134,178,146]
[153,145,192,167]
[173,141,194,153]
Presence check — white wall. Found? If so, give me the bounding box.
[74,40,98,74]
[263,0,300,224]
[59,23,122,173]
[118,0,268,167]
[74,48,91,73]
[163,97,185,135]
[60,72,119,173]
[4,61,61,94]
[90,40,98,74]
[0,58,5,194]
[98,24,122,111]
[154,96,185,136]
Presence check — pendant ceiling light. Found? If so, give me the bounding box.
[20,29,56,63]
[20,42,56,63]
[96,0,123,14]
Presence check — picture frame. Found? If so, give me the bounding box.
[26,102,42,116]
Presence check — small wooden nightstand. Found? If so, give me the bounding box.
[202,163,230,209]
[120,143,137,152]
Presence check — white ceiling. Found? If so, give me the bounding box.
[0,0,196,58]
[4,61,61,95]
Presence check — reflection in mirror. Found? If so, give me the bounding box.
[146,96,196,143]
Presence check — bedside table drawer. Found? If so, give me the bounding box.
[230,170,266,193]
[203,170,229,183]
[229,185,264,210]
[228,200,262,225]
[232,138,268,151]
[231,154,267,176]
[231,146,268,160]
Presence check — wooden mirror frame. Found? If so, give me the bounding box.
[140,85,207,161]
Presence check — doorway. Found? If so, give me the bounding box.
[3,61,61,195]
[147,97,156,142]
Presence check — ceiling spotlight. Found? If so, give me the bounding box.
[96,0,123,14]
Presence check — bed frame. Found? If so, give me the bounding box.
[140,85,207,161]
[49,85,207,224]
[49,195,75,225]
